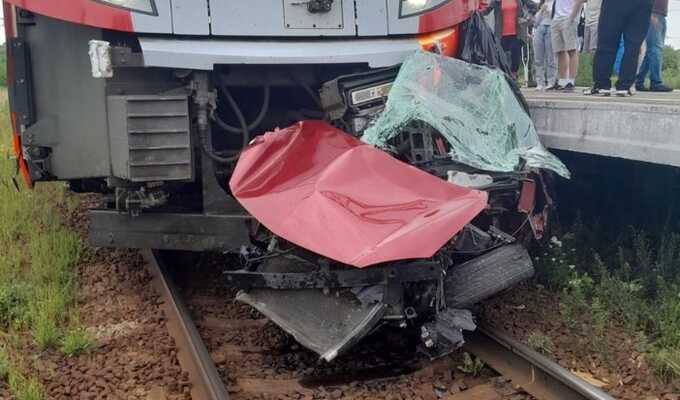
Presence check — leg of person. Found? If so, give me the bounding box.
[592,0,629,91]
[636,22,654,90]
[616,0,653,92]
[533,26,547,88]
[502,36,521,79]
[584,24,599,54]
[583,25,592,54]
[545,28,558,87]
[510,38,522,79]
[590,24,599,53]
[557,52,568,82]
[648,14,670,91]
[552,18,568,85]
[562,18,579,90]
[638,41,647,75]
[568,50,579,85]
[527,37,537,87]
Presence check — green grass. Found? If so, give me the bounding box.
[0,45,5,87]
[9,373,43,400]
[0,337,44,400]
[534,225,680,382]
[527,332,555,355]
[0,88,85,397]
[457,352,485,377]
[576,46,680,89]
[60,325,94,357]
[0,345,10,381]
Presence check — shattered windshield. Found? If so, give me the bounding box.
[362,51,571,179]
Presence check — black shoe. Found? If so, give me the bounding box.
[650,84,673,92]
[584,87,611,96]
[546,84,560,91]
[560,83,575,92]
[635,84,649,92]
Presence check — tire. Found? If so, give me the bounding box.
[445,244,534,308]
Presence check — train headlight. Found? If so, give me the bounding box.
[95,0,157,15]
[399,0,450,18]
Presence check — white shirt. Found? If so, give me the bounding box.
[585,0,603,26]
[553,0,575,19]
[536,0,555,25]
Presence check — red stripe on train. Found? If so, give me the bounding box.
[4,0,133,32]
[418,0,475,34]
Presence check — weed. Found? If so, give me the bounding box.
[60,326,94,357]
[634,332,651,353]
[649,348,680,382]
[28,285,70,350]
[0,282,28,328]
[30,311,60,350]
[457,352,485,377]
[543,224,680,380]
[590,297,610,357]
[527,332,554,355]
[559,272,592,328]
[0,88,80,396]
[533,234,578,289]
[597,275,646,333]
[8,373,43,400]
[0,345,9,381]
[650,287,680,351]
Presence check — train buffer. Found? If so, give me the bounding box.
[525,90,680,169]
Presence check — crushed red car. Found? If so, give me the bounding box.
[230,121,488,268]
[224,52,568,361]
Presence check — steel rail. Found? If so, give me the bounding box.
[465,323,615,400]
[144,249,230,400]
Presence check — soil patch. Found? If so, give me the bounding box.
[480,283,680,400]
[32,195,191,400]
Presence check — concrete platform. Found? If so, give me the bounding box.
[524,89,680,168]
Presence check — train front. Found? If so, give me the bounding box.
[3,0,566,361]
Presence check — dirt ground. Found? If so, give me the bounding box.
[480,283,680,400]
[8,194,676,400]
[29,196,190,400]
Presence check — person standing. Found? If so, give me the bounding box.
[533,0,557,89]
[636,0,673,92]
[550,0,581,91]
[581,0,602,53]
[585,0,653,96]
[500,0,522,79]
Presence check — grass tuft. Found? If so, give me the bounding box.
[457,352,485,377]
[0,344,9,381]
[0,87,81,396]
[649,348,680,382]
[60,326,95,357]
[8,373,43,400]
[527,332,554,355]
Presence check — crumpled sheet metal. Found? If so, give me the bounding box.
[229,121,488,268]
[362,51,570,179]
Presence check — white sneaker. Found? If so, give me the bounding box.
[536,85,546,91]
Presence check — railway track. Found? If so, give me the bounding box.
[144,250,616,400]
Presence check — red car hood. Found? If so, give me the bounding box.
[229,121,488,268]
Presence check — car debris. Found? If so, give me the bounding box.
[362,51,570,179]
[229,120,489,268]
[225,51,566,362]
